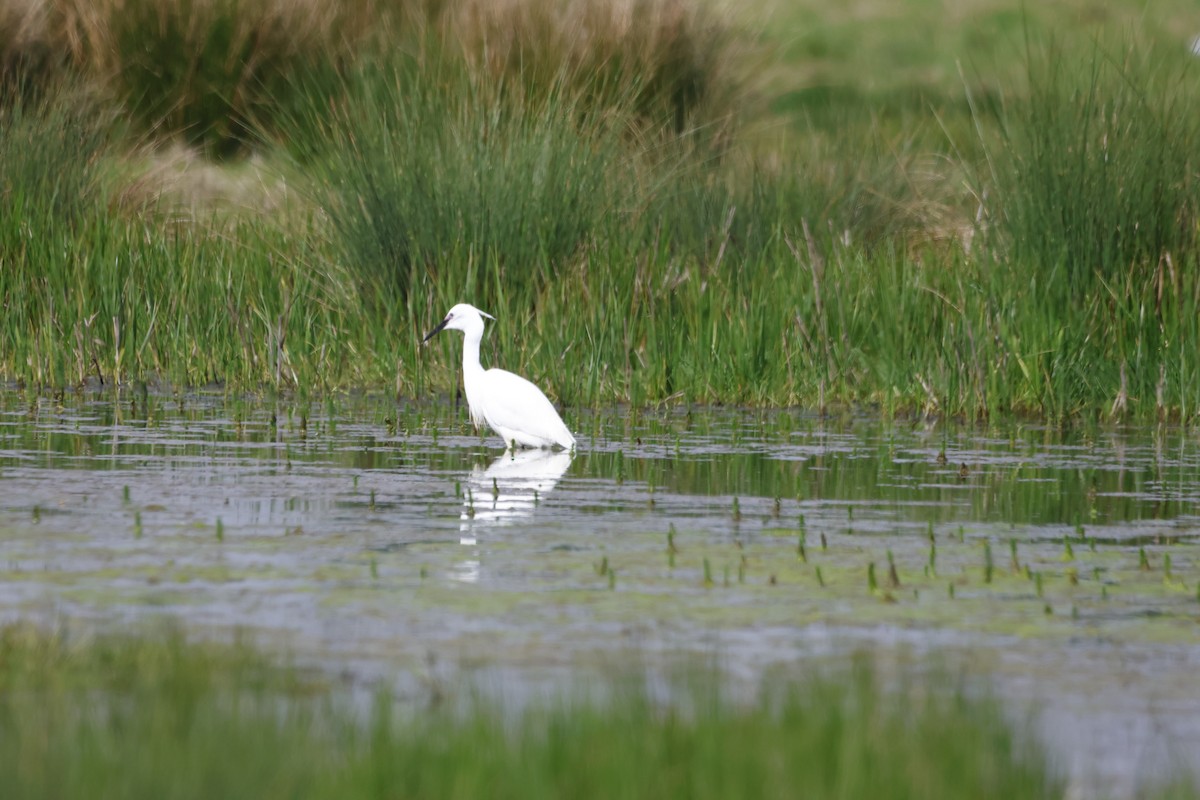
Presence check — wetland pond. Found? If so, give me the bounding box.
[1,390,1198,796]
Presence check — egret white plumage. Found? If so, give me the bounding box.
[423,303,576,450]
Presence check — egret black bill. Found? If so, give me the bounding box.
[423,316,450,343]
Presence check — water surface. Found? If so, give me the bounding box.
[1,390,1198,796]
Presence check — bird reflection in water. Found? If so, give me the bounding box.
[451,449,573,583]
[462,448,572,529]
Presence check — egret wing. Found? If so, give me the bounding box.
[480,368,574,448]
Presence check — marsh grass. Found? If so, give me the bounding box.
[981,34,1200,292]
[962,33,1200,417]
[0,625,1065,800]
[0,217,357,390]
[1,2,1199,418]
[0,89,110,230]
[295,55,619,310]
[0,98,362,391]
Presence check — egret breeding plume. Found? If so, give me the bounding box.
[423,303,576,450]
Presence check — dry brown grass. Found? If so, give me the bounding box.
[2,0,387,152]
[443,0,755,140]
[47,0,379,73]
[1,0,760,220]
[110,144,300,223]
[0,0,62,97]
[1,0,756,150]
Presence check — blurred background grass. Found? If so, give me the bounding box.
[0,624,1070,800]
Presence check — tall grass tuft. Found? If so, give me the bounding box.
[961,34,1200,416]
[983,35,1200,292]
[296,56,619,309]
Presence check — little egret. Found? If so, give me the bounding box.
[423,303,576,450]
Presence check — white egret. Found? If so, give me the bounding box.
[423,303,576,450]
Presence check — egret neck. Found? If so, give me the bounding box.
[459,315,486,426]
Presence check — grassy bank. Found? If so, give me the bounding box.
[1,0,1199,419]
[0,625,1065,799]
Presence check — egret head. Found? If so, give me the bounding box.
[423,303,495,343]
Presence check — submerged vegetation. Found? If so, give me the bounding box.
[1,0,1199,418]
[0,625,1062,799]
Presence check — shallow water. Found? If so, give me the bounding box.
[1,389,1198,796]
